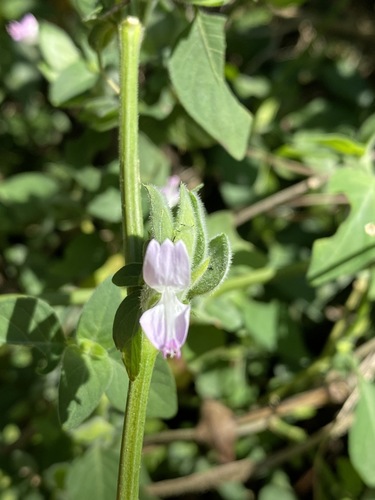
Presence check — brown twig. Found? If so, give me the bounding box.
[234,174,329,226]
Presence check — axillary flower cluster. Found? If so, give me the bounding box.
[113,182,231,366]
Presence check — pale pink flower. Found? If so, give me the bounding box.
[140,239,191,358]
[6,14,39,44]
[160,175,180,208]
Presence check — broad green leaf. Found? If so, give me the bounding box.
[112,292,142,380]
[147,354,177,419]
[87,187,122,223]
[144,184,174,242]
[0,173,59,203]
[76,277,122,350]
[308,168,375,285]
[242,300,279,351]
[200,291,242,332]
[58,344,113,430]
[206,211,251,252]
[49,60,98,106]
[66,446,118,500]
[169,11,252,160]
[112,263,143,287]
[0,296,65,372]
[39,22,80,73]
[105,351,129,412]
[174,184,196,259]
[348,379,375,487]
[188,234,231,298]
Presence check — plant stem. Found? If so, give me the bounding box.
[117,16,157,500]
[119,16,144,264]
[117,337,157,500]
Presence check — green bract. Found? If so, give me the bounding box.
[145,183,231,298]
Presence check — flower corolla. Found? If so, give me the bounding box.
[140,239,190,358]
[6,14,39,44]
[160,175,180,208]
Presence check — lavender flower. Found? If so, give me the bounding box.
[160,175,180,208]
[140,239,191,358]
[6,14,39,44]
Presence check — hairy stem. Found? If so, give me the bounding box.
[117,16,157,500]
[117,337,157,500]
[119,16,144,263]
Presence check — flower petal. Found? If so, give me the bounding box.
[140,293,190,358]
[143,239,190,291]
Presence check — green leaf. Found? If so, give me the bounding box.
[169,11,252,160]
[348,379,375,487]
[313,134,365,156]
[147,355,177,419]
[0,173,59,203]
[76,277,122,351]
[49,60,98,106]
[112,292,142,381]
[58,344,113,430]
[242,300,279,351]
[112,263,143,287]
[308,168,375,286]
[105,351,129,412]
[87,187,122,223]
[206,211,251,252]
[66,446,118,500]
[188,234,231,298]
[144,184,174,243]
[174,184,196,259]
[39,22,80,73]
[0,296,65,372]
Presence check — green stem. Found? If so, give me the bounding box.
[117,337,157,500]
[117,16,157,500]
[119,16,144,264]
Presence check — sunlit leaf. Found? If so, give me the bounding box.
[58,344,113,430]
[348,379,375,487]
[0,296,65,372]
[169,11,252,160]
[308,168,375,285]
[76,277,122,350]
[66,446,118,499]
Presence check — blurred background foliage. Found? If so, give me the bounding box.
[1,0,375,498]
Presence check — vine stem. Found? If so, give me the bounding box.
[116,16,157,499]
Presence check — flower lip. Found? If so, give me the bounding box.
[143,239,190,292]
[140,238,191,358]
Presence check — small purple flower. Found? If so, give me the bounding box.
[6,14,39,44]
[140,239,191,358]
[160,175,180,208]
